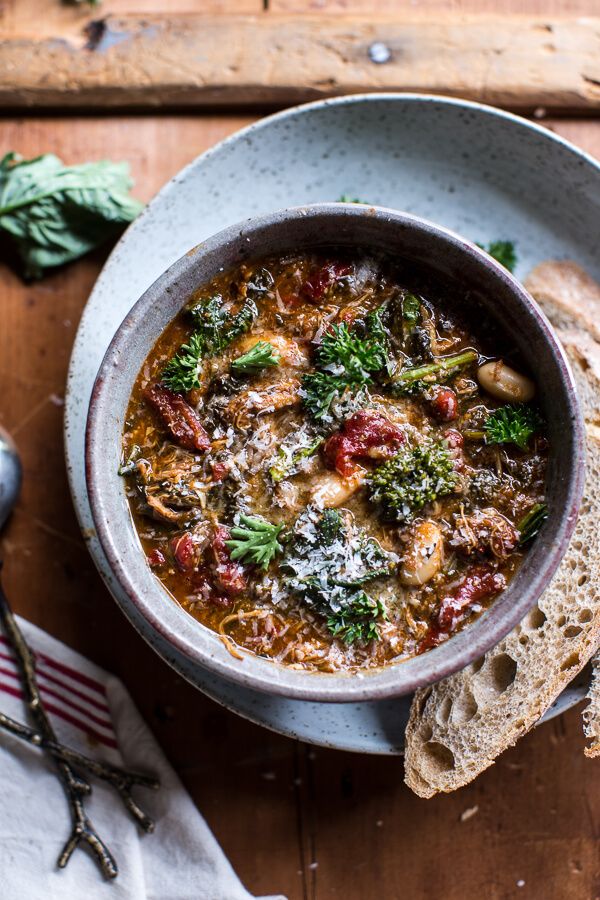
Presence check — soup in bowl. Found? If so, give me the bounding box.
[86,205,584,701]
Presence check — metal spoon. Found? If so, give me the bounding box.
[0,425,22,531]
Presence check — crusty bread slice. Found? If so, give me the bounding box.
[405,423,600,797]
[555,329,600,426]
[583,653,600,758]
[525,260,600,343]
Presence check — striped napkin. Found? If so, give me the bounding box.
[0,617,285,900]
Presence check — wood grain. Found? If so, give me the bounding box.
[0,112,599,899]
[1,14,600,112]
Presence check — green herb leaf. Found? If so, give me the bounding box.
[485,403,542,451]
[0,152,143,278]
[337,195,368,204]
[225,514,284,570]
[318,322,388,378]
[517,503,548,546]
[402,292,421,326]
[232,340,281,375]
[477,240,517,273]
[269,435,323,483]
[326,593,386,644]
[162,332,206,393]
[189,295,258,358]
[300,372,348,421]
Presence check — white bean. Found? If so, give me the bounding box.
[400,521,444,586]
[310,469,366,509]
[477,360,535,403]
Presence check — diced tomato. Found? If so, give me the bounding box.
[430,387,458,422]
[302,262,352,303]
[147,548,166,568]
[145,383,211,452]
[211,461,229,482]
[170,532,197,572]
[210,526,247,596]
[324,410,404,477]
[420,565,506,651]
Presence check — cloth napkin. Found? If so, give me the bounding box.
[0,617,285,900]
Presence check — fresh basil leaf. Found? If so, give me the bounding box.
[0,152,143,278]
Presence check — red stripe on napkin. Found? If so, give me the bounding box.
[0,635,107,697]
[0,681,118,749]
[0,650,111,715]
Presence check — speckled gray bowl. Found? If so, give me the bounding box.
[86,204,584,702]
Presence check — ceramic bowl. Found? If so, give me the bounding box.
[86,204,584,702]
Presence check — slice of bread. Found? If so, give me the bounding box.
[524,260,600,343]
[555,330,600,426]
[405,423,600,797]
[404,262,600,796]
[583,653,600,758]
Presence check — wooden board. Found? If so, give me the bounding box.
[2,13,600,112]
[0,112,599,900]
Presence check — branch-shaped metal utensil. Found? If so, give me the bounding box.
[0,424,160,878]
[0,577,118,877]
[0,709,159,832]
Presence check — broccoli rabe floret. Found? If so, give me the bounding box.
[369,440,458,523]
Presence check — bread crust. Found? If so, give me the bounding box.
[583,653,600,757]
[404,262,600,797]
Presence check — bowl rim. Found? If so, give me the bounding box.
[85,203,585,702]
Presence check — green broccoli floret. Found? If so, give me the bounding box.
[369,440,459,522]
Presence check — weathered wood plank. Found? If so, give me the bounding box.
[1,14,600,111]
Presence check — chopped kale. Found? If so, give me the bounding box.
[301,322,388,421]
[281,508,396,644]
[231,340,281,375]
[327,593,386,644]
[269,435,324,483]
[485,403,542,452]
[477,240,517,273]
[517,503,548,546]
[162,295,257,392]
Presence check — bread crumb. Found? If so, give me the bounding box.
[459,805,479,822]
[376,819,383,827]
[517,880,526,888]
[309,862,318,870]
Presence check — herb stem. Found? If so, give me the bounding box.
[392,349,478,388]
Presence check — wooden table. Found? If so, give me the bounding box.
[1,3,599,899]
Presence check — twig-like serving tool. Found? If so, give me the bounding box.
[0,572,160,878]
[0,709,159,832]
